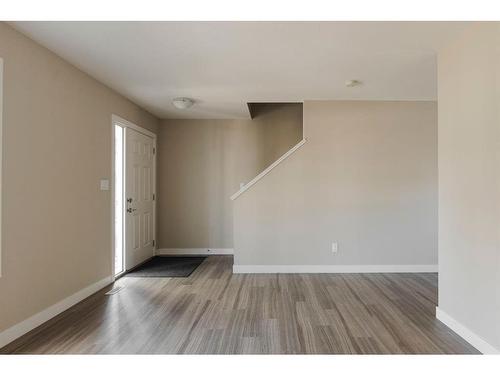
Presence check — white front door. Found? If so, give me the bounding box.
[125,127,155,270]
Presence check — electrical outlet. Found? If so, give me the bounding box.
[331,242,338,253]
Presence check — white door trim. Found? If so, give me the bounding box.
[0,58,3,277]
[111,115,157,278]
[112,114,156,138]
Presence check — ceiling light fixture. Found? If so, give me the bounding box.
[172,97,194,109]
[345,80,362,87]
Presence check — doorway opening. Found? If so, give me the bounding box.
[112,115,157,277]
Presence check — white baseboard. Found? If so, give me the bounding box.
[0,275,113,349]
[156,248,234,256]
[436,307,499,354]
[233,264,438,274]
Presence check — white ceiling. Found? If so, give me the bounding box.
[11,22,469,119]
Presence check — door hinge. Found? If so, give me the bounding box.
[153,147,156,155]
[153,194,155,201]
[153,240,155,246]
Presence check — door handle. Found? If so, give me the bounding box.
[126,198,135,213]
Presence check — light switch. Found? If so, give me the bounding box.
[100,179,110,191]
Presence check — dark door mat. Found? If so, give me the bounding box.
[124,256,206,278]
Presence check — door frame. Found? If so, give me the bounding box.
[111,114,157,278]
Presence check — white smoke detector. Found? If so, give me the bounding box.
[172,97,194,109]
[345,80,362,87]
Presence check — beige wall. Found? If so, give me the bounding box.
[0,23,159,333]
[157,103,303,249]
[438,23,500,351]
[233,101,437,266]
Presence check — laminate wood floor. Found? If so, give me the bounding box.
[1,256,478,354]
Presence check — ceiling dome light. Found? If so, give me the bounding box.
[345,80,362,87]
[172,97,194,109]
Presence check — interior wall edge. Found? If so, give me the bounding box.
[436,307,500,354]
